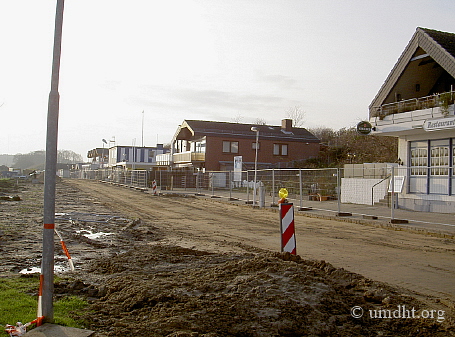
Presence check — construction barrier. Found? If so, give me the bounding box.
[5,316,44,336]
[279,202,296,255]
[152,180,157,195]
[54,228,75,272]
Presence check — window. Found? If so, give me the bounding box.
[195,139,206,153]
[273,144,288,156]
[252,142,260,150]
[222,141,239,154]
[410,142,428,176]
[409,139,453,195]
[430,147,449,175]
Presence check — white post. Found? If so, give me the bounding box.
[251,127,259,206]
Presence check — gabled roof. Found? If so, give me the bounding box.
[173,120,320,143]
[369,27,455,113]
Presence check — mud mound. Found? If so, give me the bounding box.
[69,246,452,337]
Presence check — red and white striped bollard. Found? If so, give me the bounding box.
[279,202,296,255]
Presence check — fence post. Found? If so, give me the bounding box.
[272,169,276,206]
[336,167,352,216]
[229,171,232,200]
[337,168,341,214]
[246,171,250,203]
[211,172,215,196]
[299,168,302,209]
[391,165,395,220]
[259,182,265,208]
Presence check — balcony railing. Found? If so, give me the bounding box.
[173,151,205,163]
[372,91,455,119]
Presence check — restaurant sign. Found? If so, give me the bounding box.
[423,117,455,131]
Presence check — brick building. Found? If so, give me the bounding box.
[167,119,320,171]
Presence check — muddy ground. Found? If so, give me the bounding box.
[0,179,454,336]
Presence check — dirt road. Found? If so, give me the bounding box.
[2,179,454,336]
[68,179,455,307]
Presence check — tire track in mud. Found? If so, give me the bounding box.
[68,180,280,252]
[66,179,455,311]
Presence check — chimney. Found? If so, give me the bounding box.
[281,119,293,132]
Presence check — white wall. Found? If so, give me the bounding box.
[341,178,389,205]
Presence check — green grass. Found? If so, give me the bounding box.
[0,178,17,193]
[0,275,89,330]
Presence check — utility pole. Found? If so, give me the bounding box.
[41,0,65,324]
[141,110,144,147]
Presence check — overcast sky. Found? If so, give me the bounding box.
[1,0,455,159]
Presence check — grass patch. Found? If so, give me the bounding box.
[0,275,89,330]
[0,178,18,193]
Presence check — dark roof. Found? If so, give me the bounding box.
[421,28,455,58]
[181,120,320,143]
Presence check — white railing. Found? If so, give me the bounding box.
[372,91,455,119]
[172,151,205,163]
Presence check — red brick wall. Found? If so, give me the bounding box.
[205,136,319,171]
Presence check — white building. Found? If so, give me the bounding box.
[369,27,455,213]
[108,144,168,170]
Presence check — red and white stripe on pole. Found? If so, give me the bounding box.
[279,202,296,255]
[36,274,44,326]
[54,228,75,272]
[152,180,157,195]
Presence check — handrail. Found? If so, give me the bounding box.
[371,175,391,206]
[372,91,455,119]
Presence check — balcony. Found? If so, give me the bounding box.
[173,151,205,164]
[371,91,455,120]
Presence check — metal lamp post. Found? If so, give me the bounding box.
[101,139,107,168]
[251,126,259,206]
[41,0,65,323]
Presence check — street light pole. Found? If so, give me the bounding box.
[41,0,65,324]
[101,139,107,169]
[251,127,259,206]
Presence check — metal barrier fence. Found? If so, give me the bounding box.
[77,165,455,213]
[79,168,148,188]
[150,168,341,207]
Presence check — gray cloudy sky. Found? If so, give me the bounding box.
[1,0,455,158]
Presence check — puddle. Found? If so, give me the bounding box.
[55,212,130,224]
[76,228,114,239]
[19,264,67,274]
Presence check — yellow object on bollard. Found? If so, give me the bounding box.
[278,188,288,204]
[279,188,288,199]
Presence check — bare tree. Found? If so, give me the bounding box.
[285,106,305,127]
[253,118,267,125]
[231,114,243,123]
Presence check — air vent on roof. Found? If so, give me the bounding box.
[281,130,294,135]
